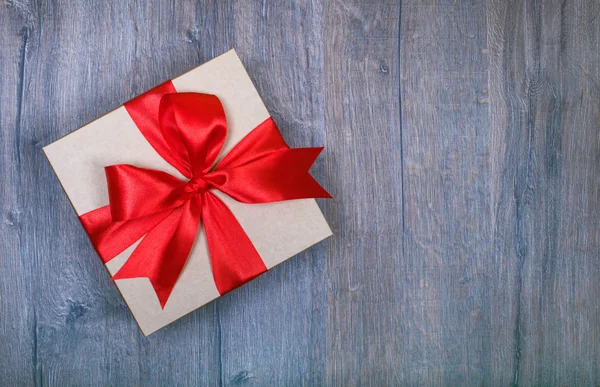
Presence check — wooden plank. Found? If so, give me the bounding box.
[216,1,328,385]
[488,0,600,384]
[398,1,493,384]
[0,1,35,386]
[323,1,404,384]
[17,1,144,384]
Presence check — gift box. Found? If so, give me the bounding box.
[43,50,332,336]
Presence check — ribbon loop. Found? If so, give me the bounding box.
[159,93,227,177]
[105,165,187,221]
[80,82,331,308]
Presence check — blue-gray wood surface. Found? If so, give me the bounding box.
[0,0,599,385]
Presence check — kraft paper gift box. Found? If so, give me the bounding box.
[43,50,332,336]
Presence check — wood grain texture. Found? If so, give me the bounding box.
[399,1,492,384]
[323,1,404,385]
[0,2,34,386]
[0,0,599,385]
[488,0,600,384]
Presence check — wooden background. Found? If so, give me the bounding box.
[1,0,599,385]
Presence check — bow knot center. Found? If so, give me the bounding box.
[184,176,211,194]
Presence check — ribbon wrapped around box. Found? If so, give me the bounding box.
[43,50,333,335]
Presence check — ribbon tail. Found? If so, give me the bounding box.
[207,147,332,203]
[79,205,171,263]
[202,192,267,295]
[112,197,203,308]
[278,146,332,200]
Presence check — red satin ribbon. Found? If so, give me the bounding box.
[79,81,331,308]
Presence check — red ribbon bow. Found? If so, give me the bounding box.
[79,81,331,307]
